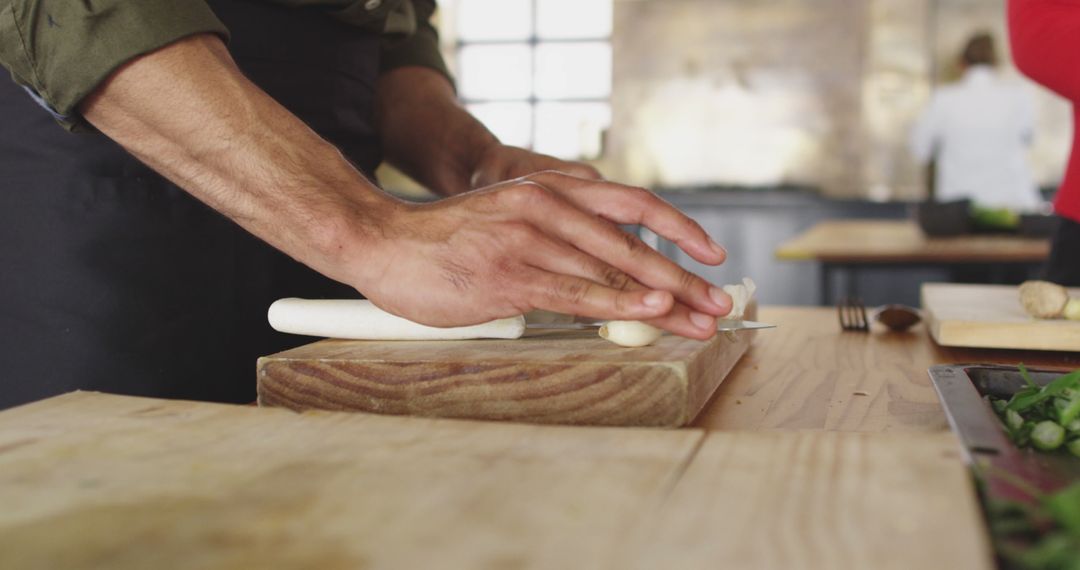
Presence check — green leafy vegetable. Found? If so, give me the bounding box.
[984,366,1080,570]
[990,482,1080,570]
[992,367,1080,456]
[1006,370,1080,413]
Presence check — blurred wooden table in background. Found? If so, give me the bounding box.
[775,220,1051,304]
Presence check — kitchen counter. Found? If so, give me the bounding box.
[2,306,1076,569]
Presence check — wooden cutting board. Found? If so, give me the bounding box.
[922,283,1080,352]
[0,392,993,570]
[256,306,757,427]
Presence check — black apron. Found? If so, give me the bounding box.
[0,0,381,409]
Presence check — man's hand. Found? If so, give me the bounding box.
[470,144,602,189]
[350,171,731,340]
[375,67,734,337]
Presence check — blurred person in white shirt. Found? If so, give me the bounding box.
[910,32,1041,212]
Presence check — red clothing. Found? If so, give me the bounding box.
[1009,0,1080,223]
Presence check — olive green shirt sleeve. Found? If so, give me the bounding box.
[0,0,228,130]
[377,0,453,87]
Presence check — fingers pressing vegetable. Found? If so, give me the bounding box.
[597,277,758,347]
[722,277,757,320]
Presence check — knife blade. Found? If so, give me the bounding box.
[526,320,776,332]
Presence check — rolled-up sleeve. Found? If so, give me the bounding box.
[0,0,228,129]
[378,0,452,85]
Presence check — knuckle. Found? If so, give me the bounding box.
[680,214,706,236]
[677,267,700,291]
[612,291,632,314]
[619,230,651,256]
[551,279,592,305]
[599,265,635,291]
[502,181,551,209]
[629,186,661,208]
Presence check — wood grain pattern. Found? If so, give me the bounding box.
[0,392,702,570]
[922,283,1080,352]
[0,393,992,570]
[256,306,756,427]
[775,220,1049,263]
[621,431,994,570]
[693,307,1079,432]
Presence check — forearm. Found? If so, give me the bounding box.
[80,34,396,289]
[375,66,498,196]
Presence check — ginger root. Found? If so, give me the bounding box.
[1018,280,1071,319]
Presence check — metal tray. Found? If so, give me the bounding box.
[928,364,1079,501]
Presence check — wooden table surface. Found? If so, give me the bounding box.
[0,393,993,570]
[3,306,1076,569]
[694,306,1079,431]
[775,220,1050,263]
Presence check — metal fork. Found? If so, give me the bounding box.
[837,297,869,332]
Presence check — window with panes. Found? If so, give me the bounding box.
[449,0,613,160]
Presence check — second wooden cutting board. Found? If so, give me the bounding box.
[257,307,757,427]
[922,283,1080,352]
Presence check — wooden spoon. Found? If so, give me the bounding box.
[875,304,922,332]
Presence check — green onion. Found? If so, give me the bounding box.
[1006,408,1025,432]
[1007,370,1080,413]
[1032,421,1066,451]
[1019,363,1038,388]
[1059,396,1080,426]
